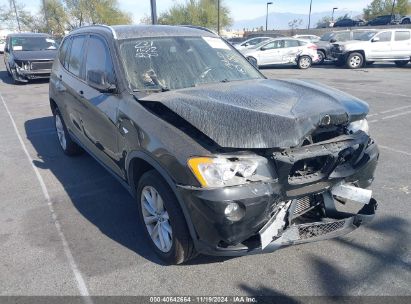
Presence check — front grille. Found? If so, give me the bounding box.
[31,61,53,70]
[298,220,346,239]
[293,196,312,215]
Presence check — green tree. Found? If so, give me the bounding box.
[42,0,68,35]
[64,0,132,28]
[156,0,232,31]
[363,0,411,20]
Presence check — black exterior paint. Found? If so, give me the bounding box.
[49,25,379,257]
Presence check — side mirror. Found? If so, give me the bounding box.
[247,57,258,69]
[371,37,380,42]
[87,70,116,93]
[4,46,9,52]
[243,42,249,47]
[329,39,337,43]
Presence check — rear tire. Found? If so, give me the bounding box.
[137,170,196,264]
[346,52,364,69]
[53,109,83,156]
[297,55,312,69]
[394,60,409,67]
[401,18,410,24]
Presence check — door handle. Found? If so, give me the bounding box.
[79,90,84,95]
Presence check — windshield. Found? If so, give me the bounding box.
[354,31,377,41]
[11,36,58,51]
[119,36,263,92]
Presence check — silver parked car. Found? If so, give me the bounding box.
[233,36,272,50]
[331,29,411,68]
[242,38,319,69]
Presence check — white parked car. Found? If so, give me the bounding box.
[331,29,411,68]
[233,37,272,50]
[242,38,319,69]
[0,38,5,53]
[293,34,320,42]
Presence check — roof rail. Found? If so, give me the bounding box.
[73,24,117,39]
[180,25,218,36]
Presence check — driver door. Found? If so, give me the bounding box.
[258,40,284,65]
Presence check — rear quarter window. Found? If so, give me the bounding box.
[395,31,411,41]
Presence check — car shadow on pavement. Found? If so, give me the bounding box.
[25,116,235,267]
[307,216,410,295]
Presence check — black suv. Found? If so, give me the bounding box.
[4,33,58,83]
[49,25,379,264]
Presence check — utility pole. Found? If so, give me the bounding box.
[266,2,273,31]
[150,0,158,25]
[10,0,21,32]
[217,0,220,35]
[308,0,313,30]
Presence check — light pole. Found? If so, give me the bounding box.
[150,0,158,24]
[10,0,21,32]
[266,2,273,31]
[308,0,313,30]
[332,7,338,22]
[217,0,220,35]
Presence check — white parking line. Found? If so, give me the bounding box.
[380,105,411,114]
[382,110,411,120]
[379,145,411,157]
[0,92,93,303]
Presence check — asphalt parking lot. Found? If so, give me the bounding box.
[0,57,410,298]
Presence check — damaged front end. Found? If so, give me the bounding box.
[176,127,379,256]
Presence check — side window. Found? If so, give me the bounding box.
[59,37,71,68]
[67,35,86,78]
[336,32,350,41]
[284,40,299,48]
[85,35,115,84]
[395,31,410,41]
[261,41,275,50]
[375,32,392,42]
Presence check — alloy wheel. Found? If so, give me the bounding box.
[55,114,67,150]
[350,55,362,68]
[141,186,173,253]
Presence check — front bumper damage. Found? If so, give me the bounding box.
[177,131,379,256]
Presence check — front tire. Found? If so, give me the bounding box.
[297,55,312,69]
[394,60,409,67]
[54,109,83,156]
[137,170,196,264]
[401,18,410,24]
[346,52,364,69]
[316,50,325,64]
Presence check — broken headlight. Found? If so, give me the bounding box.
[188,156,267,188]
[347,119,369,135]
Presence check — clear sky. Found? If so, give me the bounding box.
[5,0,372,23]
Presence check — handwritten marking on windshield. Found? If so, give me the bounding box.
[135,41,158,58]
[217,52,246,74]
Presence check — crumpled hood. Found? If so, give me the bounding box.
[13,50,57,61]
[140,79,369,149]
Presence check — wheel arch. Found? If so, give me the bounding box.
[126,151,199,244]
[50,98,58,114]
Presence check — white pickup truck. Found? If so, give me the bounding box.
[331,29,411,68]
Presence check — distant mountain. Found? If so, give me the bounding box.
[232,10,361,30]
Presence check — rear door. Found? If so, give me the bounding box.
[58,35,87,140]
[80,34,124,178]
[392,30,411,59]
[367,31,392,60]
[280,40,301,63]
